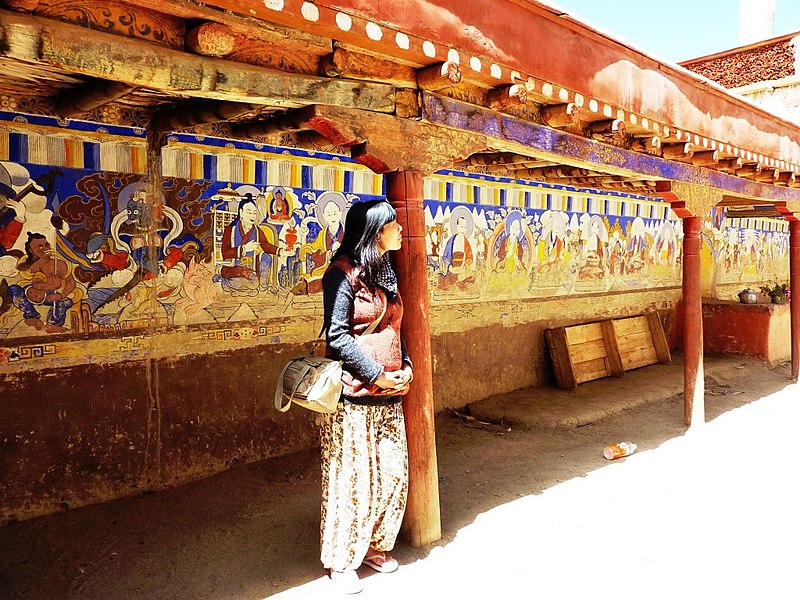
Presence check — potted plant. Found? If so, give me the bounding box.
[760,282,789,304]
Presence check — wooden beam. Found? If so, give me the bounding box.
[186,22,237,57]
[319,47,417,88]
[416,61,461,92]
[55,79,136,119]
[717,157,743,173]
[420,93,800,204]
[540,102,581,128]
[690,150,720,167]
[395,88,421,119]
[0,0,38,11]
[588,118,626,146]
[0,10,394,112]
[460,152,538,167]
[517,165,602,179]
[131,0,330,51]
[154,100,259,131]
[629,135,661,155]
[662,142,694,160]
[486,84,527,110]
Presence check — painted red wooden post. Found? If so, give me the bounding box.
[682,217,705,426]
[385,170,442,547]
[790,220,800,382]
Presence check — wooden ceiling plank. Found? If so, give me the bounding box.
[0,10,394,111]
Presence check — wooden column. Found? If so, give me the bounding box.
[790,220,800,381]
[385,170,442,547]
[682,217,705,426]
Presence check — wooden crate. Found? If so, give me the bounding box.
[546,313,670,389]
[613,314,671,371]
[546,320,623,389]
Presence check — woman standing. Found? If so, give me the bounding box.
[320,200,413,594]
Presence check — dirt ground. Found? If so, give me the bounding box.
[0,356,795,600]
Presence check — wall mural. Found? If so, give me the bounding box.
[0,114,791,360]
[701,206,789,294]
[423,173,684,303]
[0,159,383,341]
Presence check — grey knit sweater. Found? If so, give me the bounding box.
[322,259,411,402]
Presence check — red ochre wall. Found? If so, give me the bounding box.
[702,301,790,365]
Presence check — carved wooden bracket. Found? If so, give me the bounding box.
[655,180,723,218]
[248,105,487,173]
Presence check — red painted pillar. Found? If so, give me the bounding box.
[682,217,705,426]
[790,221,800,381]
[385,170,442,547]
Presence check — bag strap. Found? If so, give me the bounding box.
[361,290,387,338]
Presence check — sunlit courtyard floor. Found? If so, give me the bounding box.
[1,356,796,600]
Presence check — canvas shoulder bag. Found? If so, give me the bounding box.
[274,298,386,414]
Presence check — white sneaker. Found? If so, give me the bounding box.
[330,569,363,595]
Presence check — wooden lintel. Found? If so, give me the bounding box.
[486,84,527,110]
[690,150,720,167]
[319,47,417,88]
[155,100,258,132]
[186,22,237,57]
[0,11,395,112]
[540,102,581,128]
[480,160,557,174]
[416,61,461,92]
[776,171,796,185]
[55,79,136,119]
[420,93,800,204]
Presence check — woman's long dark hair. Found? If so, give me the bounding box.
[330,200,397,289]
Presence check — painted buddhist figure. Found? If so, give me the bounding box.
[7,232,77,332]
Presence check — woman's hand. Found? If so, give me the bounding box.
[375,366,413,393]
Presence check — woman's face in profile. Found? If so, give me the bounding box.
[378,219,403,253]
